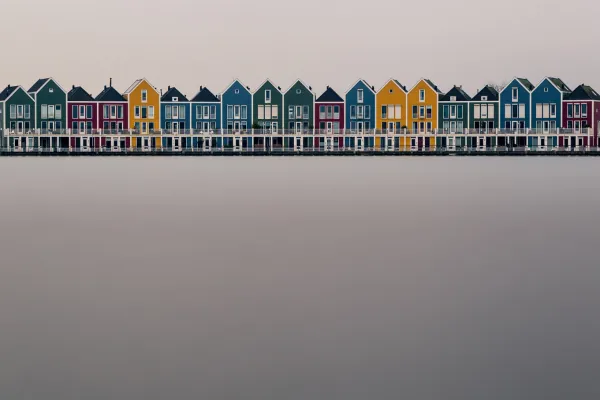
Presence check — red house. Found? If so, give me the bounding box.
[314,86,344,149]
[68,86,97,133]
[562,84,600,147]
[95,82,128,134]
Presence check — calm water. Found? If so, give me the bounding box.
[1,157,599,400]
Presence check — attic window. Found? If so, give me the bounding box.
[481,96,488,101]
[296,89,302,94]
[450,96,457,101]
[544,88,549,93]
[172,97,178,101]
[234,89,240,94]
[49,88,54,93]
[389,89,393,93]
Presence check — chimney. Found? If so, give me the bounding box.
[72,85,75,89]
[168,86,171,90]
[104,85,107,90]
[200,86,203,91]
[160,89,163,96]
[110,78,112,87]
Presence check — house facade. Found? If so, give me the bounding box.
[531,77,570,133]
[0,85,35,133]
[28,78,67,132]
[407,79,440,144]
[562,84,600,147]
[190,86,221,133]
[438,86,470,134]
[469,86,499,133]
[221,80,252,133]
[123,78,160,150]
[315,86,344,133]
[95,84,128,133]
[160,86,190,133]
[283,80,314,134]
[376,79,407,133]
[499,78,534,132]
[345,79,375,134]
[68,86,97,133]
[253,80,282,133]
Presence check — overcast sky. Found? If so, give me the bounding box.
[1,0,597,97]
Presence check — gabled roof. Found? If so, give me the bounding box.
[254,79,282,95]
[408,78,442,94]
[28,78,50,93]
[377,78,408,95]
[68,86,94,102]
[517,78,535,91]
[95,85,126,102]
[191,86,220,102]
[471,86,499,101]
[345,79,376,95]
[565,84,600,101]
[0,85,19,101]
[27,77,66,95]
[316,86,343,102]
[439,86,471,102]
[161,86,188,102]
[123,78,158,95]
[221,79,251,96]
[283,79,315,98]
[547,77,571,93]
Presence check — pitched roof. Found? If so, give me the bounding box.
[565,84,600,101]
[424,79,442,93]
[439,86,471,102]
[68,86,94,102]
[471,86,499,101]
[547,77,571,93]
[0,85,19,101]
[161,86,189,102]
[283,79,315,97]
[393,80,408,92]
[516,78,535,91]
[221,79,251,95]
[345,79,376,95]
[28,78,50,93]
[255,79,282,94]
[191,86,220,102]
[95,85,126,102]
[316,86,343,102]
[123,78,158,95]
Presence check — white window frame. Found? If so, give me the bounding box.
[265,90,271,104]
[419,89,425,102]
[512,87,518,102]
[357,89,364,104]
[141,90,148,103]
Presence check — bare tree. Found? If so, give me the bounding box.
[486,82,507,92]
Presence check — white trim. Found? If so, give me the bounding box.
[28,78,68,96]
[376,78,408,95]
[2,86,35,103]
[499,77,534,95]
[220,79,251,97]
[407,78,442,96]
[253,79,282,96]
[282,79,316,99]
[344,79,376,95]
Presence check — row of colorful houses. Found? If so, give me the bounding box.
[1,77,599,138]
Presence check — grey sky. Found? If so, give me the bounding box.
[1,0,597,96]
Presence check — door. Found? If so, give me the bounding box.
[448,137,455,151]
[326,122,333,134]
[234,137,242,151]
[478,137,485,151]
[326,137,333,151]
[142,137,151,151]
[79,121,86,134]
[203,137,211,151]
[233,122,240,133]
[356,137,363,151]
[173,137,181,151]
[13,137,23,151]
[386,137,394,151]
[141,122,148,134]
[295,137,302,151]
[114,137,122,151]
[173,123,179,134]
[411,137,417,151]
[48,121,55,133]
[81,137,90,151]
[295,122,302,134]
[16,121,23,133]
[543,121,550,134]
[357,121,364,134]
[511,121,519,133]
[539,136,546,151]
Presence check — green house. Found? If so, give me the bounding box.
[284,80,314,134]
[469,85,499,133]
[438,86,470,134]
[0,85,35,133]
[28,78,67,132]
[252,79,283,133]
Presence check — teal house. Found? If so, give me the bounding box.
[0,85,35,133]
[28,78,67,132]
[438,86,470,134]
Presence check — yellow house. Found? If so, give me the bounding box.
[376,79,408,148]
[123,78,161,148]
[407,79,441,140]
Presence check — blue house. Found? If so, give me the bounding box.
[499,77,535,132]
[221,79,252,133]
[160,86,190,133]
[345,79,375,134]
[531,77,570,134]
[190,86,221,133]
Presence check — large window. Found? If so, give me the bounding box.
[357,89,364,104]
[512,87,518,102]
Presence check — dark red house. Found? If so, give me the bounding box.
[562,84,600,147]
[68,86,96,133]
[314,86,344,149]
[95,82,128,133]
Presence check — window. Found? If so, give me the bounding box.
[505,104,511,119]
[542,104,549,119]
[481,96,488,101]
[258,105,265,119]
[567,104,573,118]
[210,106,216,119]
[450,105,456,119]
[49,88,54,93]
[48,105,55,119]
[179,105,185,119]
[135,106,140,118]
[544,87,549,93]
[443,105,449,119]
[333,106,339,119]
[104,105,109,118]
[72,105,78,119]
[56,105,62,119]
[481,105,488,119]
[288,106,294,119]
[272,105,278,119]
[233,105,240,119]
[141,90,147,102]
[511,104,519,119]
[141,107,147,119]
[365,106,370,119]
[412,106,418,118]
[395,105,401,119]
[488,105,494,119]
[25,105,30,119]
[16,105,24,118]
[474,104,481,119]
[357,106,363,119]
[165,106,172,119]
[265,90,271,104]
[574,104,580,118]
[426,122,432,132]
[450,96,457,102]
[582,103,588,118]
[350,105,356,119]
[426,106,432,119]
[111,105,117,119]
[319,105,325,119]
[196,105,202,119]
[419,106,425,118]
[265,106,272,120]
[357,89,364,104]
[536,104,542,118]
[518,104,525,119]
[234,89,240,94]
[86,105,92,119]
[117,106,123,119]
[457,105,463,119]
[512,87,518,102]
[381,105,387,119]
[241,105,247,120]
[80,105,85,119]
[303,106,309,119]
[296,89,302,94]
[170,105,177,119]
[419,89,425,102]
[10,105,16,119]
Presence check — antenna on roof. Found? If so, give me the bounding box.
[278,86,281,90]
[309,86,312,90]
[110,78,112,87]
[371,86,375,91]
[246,86,250,90]
[160,89,163,96]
